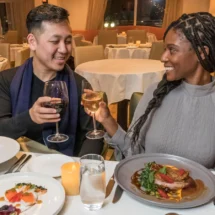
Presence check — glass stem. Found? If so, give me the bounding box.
[92,113,97,133]
[56,122,60,136]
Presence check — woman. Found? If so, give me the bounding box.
[92,12,215,168]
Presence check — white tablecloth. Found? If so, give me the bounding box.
[75,59,165,104]
[0,57,10,72]
[105,46,151,59]
[1,151,214,215]
[93,33,157,45]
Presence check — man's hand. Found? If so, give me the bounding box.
[29,96,61,124]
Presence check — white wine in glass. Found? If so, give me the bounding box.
[82,80,105,139]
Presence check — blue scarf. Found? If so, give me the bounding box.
[10,58,78,156]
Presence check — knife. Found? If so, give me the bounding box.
[112,185,123,203]
[14,155,32,172]
[105,174,115,198]
[4,154,27,174]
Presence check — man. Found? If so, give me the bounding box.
[0,4,104,156]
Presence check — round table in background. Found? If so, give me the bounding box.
[75,59,164,130]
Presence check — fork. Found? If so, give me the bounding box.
[14,155,32,172]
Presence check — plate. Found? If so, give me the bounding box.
[0,136,20,163]
[26,154,74,177]
[0,172,65,215]
[114,153,215,209]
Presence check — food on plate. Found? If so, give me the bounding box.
[0,204,21,215]
[0,183,47,212]
[131,162,206,202]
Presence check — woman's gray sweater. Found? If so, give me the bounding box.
[106,80,215,168]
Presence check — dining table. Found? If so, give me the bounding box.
[0,137,214,215]
[75,59,165,130]
[104,44,151,59]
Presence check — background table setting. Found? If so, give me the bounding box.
[0,136,215,215]
[104,43,152,59]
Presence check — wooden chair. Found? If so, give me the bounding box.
[149,41,164,60]
[0,43,10,62]
[129,92,143,125]
[74,45,104,67]
[98,30,117,48]
[15,47,30,67]
[126,30,147,44]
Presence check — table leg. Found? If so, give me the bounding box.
[117,99,129,131]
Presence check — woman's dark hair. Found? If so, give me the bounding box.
[26,4,69,33]
[129,12,215,152]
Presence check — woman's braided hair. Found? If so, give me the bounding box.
[129,12,215,152]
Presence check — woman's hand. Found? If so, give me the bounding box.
[82,90,118,136]
[29,96,61,124]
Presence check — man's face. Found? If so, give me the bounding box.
[30,21,72,72]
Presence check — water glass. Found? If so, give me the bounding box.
[80,154,106,211]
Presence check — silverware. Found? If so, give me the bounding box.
[165,213,180,215]
[14,155,32,172]
[105,174,115,198]
[112,185,123,203]
[4,154,27,174]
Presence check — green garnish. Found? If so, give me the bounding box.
[139,162,157,194]
[159,166,167,174]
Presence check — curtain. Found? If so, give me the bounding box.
[4,0,34,43]
[162,0,182,29]
[86,0,108,30]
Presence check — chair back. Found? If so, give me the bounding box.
[15,47,30,67]
[73,35,83,47]
[98,30,117,48]
[126,30,147,44]
[74,45,104,67]
[0,43,10,61]
[149,41,164,60]
[4,30,18,44]
[129,92,143,125]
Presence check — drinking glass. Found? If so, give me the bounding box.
[80,154,106,211]
[43,81,69,142]
[81,80,105,139]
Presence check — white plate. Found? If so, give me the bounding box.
[0,136,20,163]
[0,172,65,215]
[26,154,74,177]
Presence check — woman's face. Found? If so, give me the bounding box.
[161,28,200,82]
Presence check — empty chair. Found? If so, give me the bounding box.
[149,41,164,60]
[15,47,30,67]
[73,35,92,47]
[4,30,18,44]
[129,92,143,125]
[126,30,147,44]
[74,45,104,67]
[98,30,117,48]
[0,43,10,62]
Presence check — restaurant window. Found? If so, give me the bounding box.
[104,0,165,28]
[137,0,165,27]
[104,0,134,27]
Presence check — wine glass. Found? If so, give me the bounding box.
[43,81,69,142]
[82,80,105,139]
